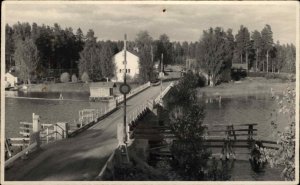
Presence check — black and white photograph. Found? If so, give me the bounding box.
[1,1,299,183]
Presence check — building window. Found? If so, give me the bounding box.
[127,69,130,73]
[119,69,122,73]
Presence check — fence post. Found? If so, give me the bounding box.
[117,123,124,146]
[32,113,41,133]
[46,128,49,143]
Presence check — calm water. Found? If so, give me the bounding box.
[203,94,287,141]
[5,91,286,141]
[5,91,109,138]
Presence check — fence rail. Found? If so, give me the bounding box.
[5,142,37,168]
[154,82,175,104]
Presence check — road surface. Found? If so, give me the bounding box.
[5,83,170,181]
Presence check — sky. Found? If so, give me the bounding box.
[3,2,298,44]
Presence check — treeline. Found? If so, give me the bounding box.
[5,22,295,84]
[5,22,125,83]
[194,24,296,86]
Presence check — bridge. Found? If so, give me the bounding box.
[5,82,174,181]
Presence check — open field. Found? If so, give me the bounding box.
[198,77,294,98]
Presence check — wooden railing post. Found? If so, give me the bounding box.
[46,127,49,143]
[248,125,254,140]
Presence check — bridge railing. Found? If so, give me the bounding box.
[126,101,152,142]
[5,142,37,168]
[39,123,67,144]
[5,114,70,162]
[116,82,151,105]
[154,82,175,105]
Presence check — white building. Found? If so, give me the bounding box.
[112,50,140,82]
[5,72,18,88]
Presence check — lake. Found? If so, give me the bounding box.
[203,93,287,141]
[5,91,109,138]
[5,91,287,142]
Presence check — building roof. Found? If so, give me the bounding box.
[113,49,139,59]
[5,71,18,78]
[232,63,248,70]
[89,82,115,88]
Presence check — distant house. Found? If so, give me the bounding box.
[231,63,248,80]
[112,50,140,82]
[231,63,248,71]
[89,82,116,101]
[5,71,18,88]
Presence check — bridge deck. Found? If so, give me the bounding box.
[5,82,171,181]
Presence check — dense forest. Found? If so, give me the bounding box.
[5,22,296,84]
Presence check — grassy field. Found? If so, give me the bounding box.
[198,77,294,98]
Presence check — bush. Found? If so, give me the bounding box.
[71,74,78,83]
[60,72,70,83]
[231,69,247,81]
[81,72,89,83]
[220,68,231,83]
[181,72,199,89]
[197,74,207,87]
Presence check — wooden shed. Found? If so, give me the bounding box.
[89,82,115,101]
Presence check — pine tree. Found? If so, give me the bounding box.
[135,31,154,82]
[251,30,262,71]
[261,24,274,73]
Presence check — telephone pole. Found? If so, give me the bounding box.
[160,53,164,97]
[123,34,130,162]
[123,34,127,144]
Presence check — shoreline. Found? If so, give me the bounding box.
[197,77,294,98]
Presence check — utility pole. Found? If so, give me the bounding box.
[123,34,127,143]
[160,53,164,99]
[123,34,130,162]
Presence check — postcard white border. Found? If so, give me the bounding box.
[1,1,299,185]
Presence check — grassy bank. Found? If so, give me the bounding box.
[198,77,294,98]
[25,82,90,93]
[25,82,140,93]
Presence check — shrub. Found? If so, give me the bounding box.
[181,72,199,89]
[220,68,231,83]
[71,74,78,83]
[265,73,276,79]
[259,86,295,180]
[60,72,70,83]
[231,69,247,81]
[197,74,207,87]
[81,72,89,83]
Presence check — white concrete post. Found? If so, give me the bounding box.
[32,113,41,133]
[126,123,130,142]
[117,123,124,146]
